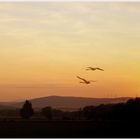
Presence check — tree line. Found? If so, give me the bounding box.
[19,98,140,121]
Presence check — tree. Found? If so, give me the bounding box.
[83,106,95,120]
[20,100,34,119]
[42,106,53,120]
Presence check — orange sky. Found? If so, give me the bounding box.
[0,2,140,101]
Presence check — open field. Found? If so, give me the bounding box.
[0,120,139,138]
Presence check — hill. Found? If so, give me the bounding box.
[0,104,16,110]
[9,96,131,111]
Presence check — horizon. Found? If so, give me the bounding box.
[0,94,133,102]
[0,2,140,101]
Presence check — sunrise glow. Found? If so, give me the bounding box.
[0,2,140,101]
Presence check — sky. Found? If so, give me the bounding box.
[0,2,140,101]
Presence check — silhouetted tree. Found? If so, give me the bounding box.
[42,106,53,120]
[83,106,95,120]
[109,103,125,120]
[83,104,113,120]
[125,98,140,120]
[20,100,34,119]
[82,98,140,121]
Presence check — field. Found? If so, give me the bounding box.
[0,120,139,138]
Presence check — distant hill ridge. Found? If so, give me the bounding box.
[6,95,131,110]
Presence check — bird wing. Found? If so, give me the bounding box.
[77,76,87,82]
[86,67,97,70]
[87,67,95,70]
[96,68,104,71]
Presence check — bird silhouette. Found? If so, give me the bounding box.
[77,76,96,84]
[86,67,104,71]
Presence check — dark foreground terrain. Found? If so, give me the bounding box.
[0,98,140,138]
[0,120,139,138]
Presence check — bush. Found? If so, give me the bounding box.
[42,106,53,120]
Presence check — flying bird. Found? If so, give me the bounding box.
[77,76,96,84]
[86,67,104,71]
